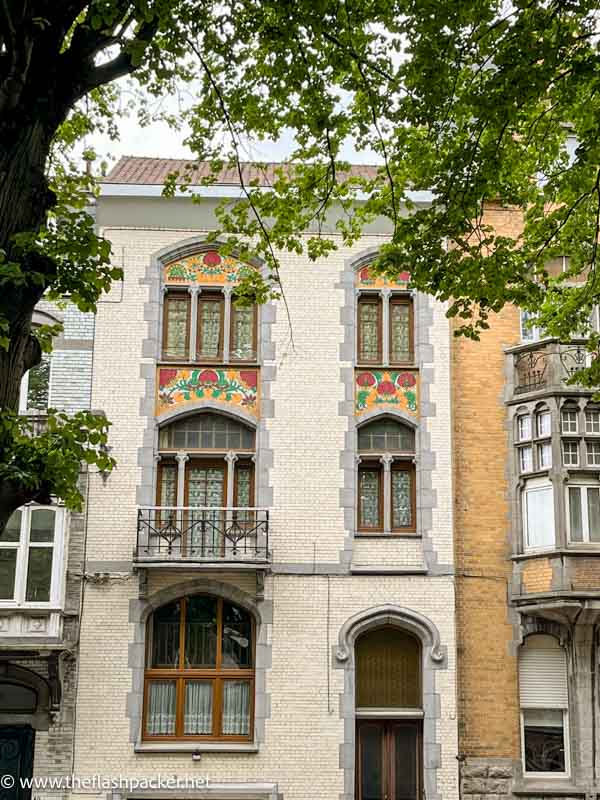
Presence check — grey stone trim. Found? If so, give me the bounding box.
[336,249,439,572]
[53,337,94,351]
[126,577,272,747]
[137,235,275,514]
[334,604,447,800]
[85,560,133,572]
[110,785,281,800]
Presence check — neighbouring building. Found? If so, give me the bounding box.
[454,205,600,800]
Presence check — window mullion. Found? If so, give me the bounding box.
[188,287,200,361]
[382,455,392,534]
[381,289,391,366]
[222,287,232,363]
[15,506,30,605]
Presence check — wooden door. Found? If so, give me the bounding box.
[356,719,421,800]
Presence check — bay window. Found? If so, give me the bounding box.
[0,507,65,606]
[567,484,600,543]
[144,595,254,741]
[522,480,555,550]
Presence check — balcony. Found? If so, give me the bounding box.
[135,507,270,567]
[508,339,591,400]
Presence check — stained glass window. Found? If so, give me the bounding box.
[359,469,381,529]
[197,295,223,359]
[358,298,381,363]
[187,465,225,507]
[392,469,413,529]
[231,303,256,361]
[390,300,412,364]
[159,464,177,506]
[235,465,252,507]
[163,294,189,359]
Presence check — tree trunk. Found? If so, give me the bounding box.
[0,117,55,411]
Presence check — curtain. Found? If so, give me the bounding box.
[359,470,380,528]
[358,302,379,362]
[147,681,176,735]
[231,306,254,360]
[188,467,225,554]
[390,303,411,362]
[392,470,412,528]
[198,299,222,357]
[222,680,250,735]
[166,297,188,358]
[184,681,213,735]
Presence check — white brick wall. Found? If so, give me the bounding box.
[69,222,459,800]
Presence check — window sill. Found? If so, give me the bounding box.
[513,780,583,796]
[135,742,259,754]
[158,360,260,369]
[355,532,421,539]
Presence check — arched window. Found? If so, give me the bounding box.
[144,595,254,741]
[0,683,37,713]
[519,634,569,776]
[357,418,416,533]
[355,627,422,800]
[157,413,255,510]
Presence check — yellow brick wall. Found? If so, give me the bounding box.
[521,559,553,594]
[452,204,522,760]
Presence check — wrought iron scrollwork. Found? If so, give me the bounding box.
[560,344,590,382]
[136,507,270,563]
[514,349,549,393]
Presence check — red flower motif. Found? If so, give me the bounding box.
[397,372,417,388]
[203,251,221,266]
[358,266,371,282]
[199,369,219,384]
[357,372,377,387]
[159,368,178,388]
[398,271,411,282]
[240,370,257,389]
[377,380,396,396]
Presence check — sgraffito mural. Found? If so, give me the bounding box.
[355,369,418,418]
[356,264,410,290]
[163,250,256,286]
[157,367,259,418]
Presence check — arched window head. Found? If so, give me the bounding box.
[159,412,255,451]
[356,627,421,709]
[144,595,255,741]
[357,418,416,533]
[0,683,37,713]
[358,418,415,453]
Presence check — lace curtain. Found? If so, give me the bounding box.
[222,680,250,735]
[231,306,254,360]
[392,470,412,528]
[390,303,411,363]
[359,302,379,362]
[359,470,380,528]
[165,297,188,358]
[184,681,213,734]
[147,681,176,734]
[198,299,222,358]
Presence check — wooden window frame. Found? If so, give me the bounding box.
[389,295,414,366]
[230,299,258,364]
[356,719,422,800]
[196,292,225,362]
[357,462,383,533]
[184,459,227,507]
[391,461,417,533]
[357,294,382,365]
[143,596,255,742]
[233,460,255,507]
[162,291,191,361]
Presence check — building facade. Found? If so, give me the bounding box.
[5,156,457,800]
[454,205,600,800]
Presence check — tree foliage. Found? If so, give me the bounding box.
[1,0,599,532]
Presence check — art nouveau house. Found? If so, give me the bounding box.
[28,155,459,800]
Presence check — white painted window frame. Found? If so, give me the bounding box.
[0,506,66,609]
[562,440,580,467]
[585,410,600,434]
[561,410,579,434]
[566,483,600,544]
[522,480,555,552]
[520,708,570,780]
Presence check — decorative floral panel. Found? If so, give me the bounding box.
[163,250,256,286]
[157,367,259,419]
[356,264,410,289]
[355,369,418,418]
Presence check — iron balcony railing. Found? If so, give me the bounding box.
[512,341,593,396]
[135,507,270,564]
